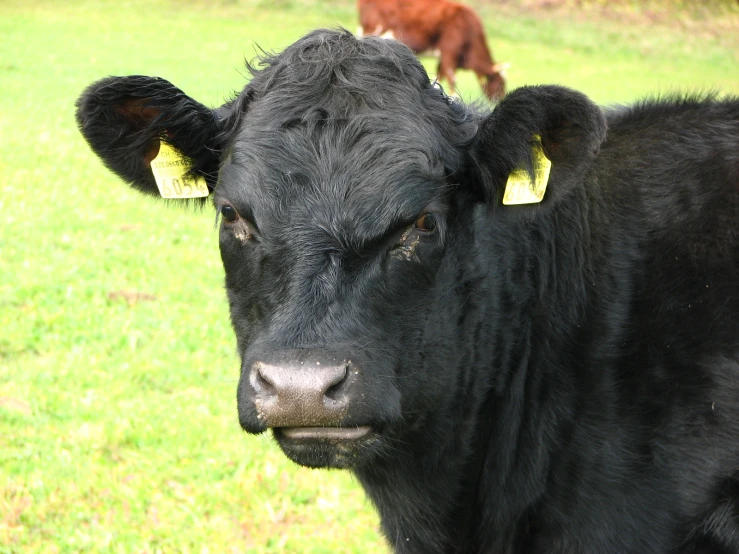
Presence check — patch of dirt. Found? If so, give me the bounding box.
[0,397,31,415]
[118,224,141,232]
[107,290,157,306]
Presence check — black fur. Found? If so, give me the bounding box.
[76,29,739,554]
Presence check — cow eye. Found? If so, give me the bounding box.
[221,205,239,223]
[414,213,437,233]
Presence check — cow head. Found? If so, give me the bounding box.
[76,29,606,470]
[484,62,509,101]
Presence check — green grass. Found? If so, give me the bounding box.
[0,0,737,552]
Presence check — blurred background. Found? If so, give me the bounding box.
[1,0,737,552]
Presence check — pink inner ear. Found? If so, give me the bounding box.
[540,119,585,164]
[142,139,161,166]
[114,97,161,129]
[540,135,559,161]
[113,98,164,167]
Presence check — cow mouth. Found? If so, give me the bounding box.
[273,425,377,468]
[277,425,372,440]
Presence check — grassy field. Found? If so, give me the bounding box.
[0,0,737,552]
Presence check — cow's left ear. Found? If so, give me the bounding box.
[468,85,607,211]
[75,75,231,197]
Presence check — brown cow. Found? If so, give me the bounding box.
[358,0,507,100]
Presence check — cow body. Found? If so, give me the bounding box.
[358,0,506,100]
[76,30,739,554]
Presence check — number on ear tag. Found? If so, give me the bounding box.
[150,142,209,199]
[502,135,551,205]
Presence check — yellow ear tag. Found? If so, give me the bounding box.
[150,142,209,199]
[502,135,551,205]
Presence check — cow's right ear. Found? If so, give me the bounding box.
[468,85,607,213]
[75,75,229,197]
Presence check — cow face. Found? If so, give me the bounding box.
[76,30,606,470]
[215,32,482,469]
[218,127,458,468]
[484,64,508,101]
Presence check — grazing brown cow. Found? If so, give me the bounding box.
[358,0,507,100]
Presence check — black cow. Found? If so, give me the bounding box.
[76,29,738,554]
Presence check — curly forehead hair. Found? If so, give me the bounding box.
[224,29,479,175]
[250,29,436,106]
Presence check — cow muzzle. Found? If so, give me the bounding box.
[249,356,366,436]
[238,349,398,468]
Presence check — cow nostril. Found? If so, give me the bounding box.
[254,364,276,396]
[324,364,349,401]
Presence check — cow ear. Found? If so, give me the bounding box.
[75,75,227,198]
[468,85,607,212]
